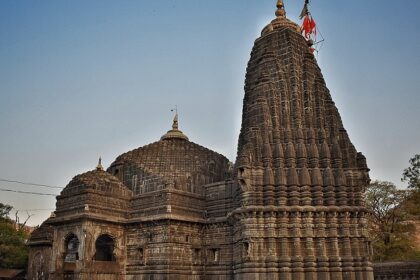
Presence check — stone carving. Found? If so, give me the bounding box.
[27,2,374,280]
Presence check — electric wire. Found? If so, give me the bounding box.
[0,178,63,189]
[0,187,58,197]
[15,209,55,212]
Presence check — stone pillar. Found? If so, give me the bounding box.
[326,211,342,280]
[316,237,330,280]
[291,237,304,280]
[279,237,291,280]
[303,237,317,280]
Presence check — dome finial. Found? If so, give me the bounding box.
[96,157,104,171]
[276,0,286,18]
[171,105,178,130]
[161,106,189,141]
[172,113,179,130]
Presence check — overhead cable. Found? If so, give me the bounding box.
[0,187,58,197]
[0,178,63,189]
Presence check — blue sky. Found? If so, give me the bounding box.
[1,0,419,226]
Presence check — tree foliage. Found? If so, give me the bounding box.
[402,154,420,190]
[401,154,420,218]
[0,203,29,269]
[402,190,420,218]
[0,203,12,219]
[365,181,420,262]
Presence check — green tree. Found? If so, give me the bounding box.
[0,203,12,219]
[0,203,29,269]
[365,181,420,261]
[402,154,420,190]
[402,154,420,218]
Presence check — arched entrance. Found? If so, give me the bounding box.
[94,234,116,261]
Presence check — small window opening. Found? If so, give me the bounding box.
[243,242,250,257]
[186,176,192,192]
[209,161,216,173]
[238,168,246,179]
[194,248,201,257]
[95,234,116,261]
[138,247,144,260]
[185,235,190,242]
[193,248,201,262]
[211,248,219,262]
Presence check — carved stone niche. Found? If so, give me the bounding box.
[208,248,220,264]
[238,167,252,192]
[241,240,252,260]
[137,246,145,265]
[192,247,202,264]
[64,234,79,263]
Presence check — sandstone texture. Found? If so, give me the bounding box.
[27,4,374,280]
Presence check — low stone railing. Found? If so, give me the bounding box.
[374,261,420,280]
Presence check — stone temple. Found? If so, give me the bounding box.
[27,1,374,279]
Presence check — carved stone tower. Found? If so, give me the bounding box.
[233,2,373,279]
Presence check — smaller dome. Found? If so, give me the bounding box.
[55,168,131,220]
[60,169,132,198]
[27,221,53,246]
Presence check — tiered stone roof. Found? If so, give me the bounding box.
[54,170,132,220]
[27,221,53,246]
[60,169,132,198]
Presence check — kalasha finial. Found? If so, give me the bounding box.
[161,108,189,141]
[276,0,286,18]
[96,157,104,171]
[172,114,179,130]
[171,106,178,130]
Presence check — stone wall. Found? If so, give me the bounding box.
[374,261,420,280]
[48,220,125,280]
[27,222,53,280]
[27,246,52,280]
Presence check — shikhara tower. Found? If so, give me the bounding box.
[233,1,373,279]
[27,2,373,280]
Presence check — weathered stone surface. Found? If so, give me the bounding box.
[373,261,420,280]
[27,3,374,280]
[232,12,372,280]
[27,222,54,280]
[108,119,230,197]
